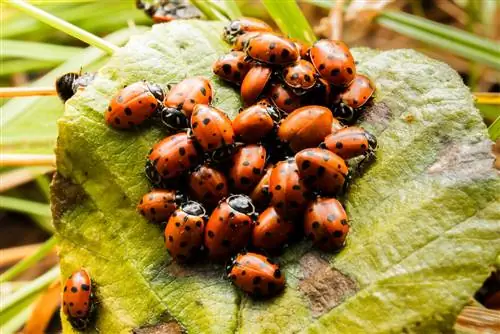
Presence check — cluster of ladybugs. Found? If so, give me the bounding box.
[61,17,377,331]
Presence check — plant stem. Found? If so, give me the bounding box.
[0,237,58,283]
[0,196,52,218]
[0,167,54,193]
[5,0,118,54]
[35,175,51,201]
[0,303,34,334]
[190,0,228,21]
[0,266,59,314]
[474,92,500,105]
[329,0,345,40]
[0,154,56,167]
[0,87,57,98]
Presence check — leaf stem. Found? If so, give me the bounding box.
[0,196,52,218]
[0,154,56,167]
[5,0,119,54]
[0,237,57,283]
[0,87,57,98]
[0,266,59,314]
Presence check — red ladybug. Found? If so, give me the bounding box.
[282,60,317,91]
[292,39,311,59]
[188,165,228,208]
[137,189,184,223]
[304,198,349,251]
[321,126,377,160]
[164,201,207,262]
[269,158,310,218]
[190,104,235,162]
[277,105,333,152]
[161,77,213,131]
[249,164,273,210]
[241,65,272,106]
[331,116,344,134]
[341,74,375,109]
[295,148,348,195]
[268,82,303,114]
[252,206,294,250]
[213,51,251,85]
[106,81,164,129]
[310,40,356,87]
[232,99,280,143]
[63,269,95,330]
[245,32,299,65]
[204,195,256,260]
[145,132,199,185]
[223,17,273,43]
[228,144,267,193]
[232,32,260,51]
[227,252,285,297]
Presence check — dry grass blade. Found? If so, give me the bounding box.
[0,167,54,193]
[23,280,61,334]
[0,87,57,98]
[329,0,345,40]
[0,154,56,167]
[455,306,500,332]
[0,243,53,269]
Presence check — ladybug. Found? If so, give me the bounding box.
[105,81,164,129]
[341,74,375,109]
[292,39,311,60]
[232,99,280,144]
[213,51,251,85]
[295,148,348,195]
[232,32,260,51]
[269,158,310,218]
[164,201,207,262]
[188,165,228,208]
[55,72,95,102]
[62,269,95,330]
[331,116,344,134]
[227,252,285,297]
[145,132,199,185]
[204,195,256,260]
[321,126,377,160]
[304,197,349,251]
[245,32,299,65]
[241,65,272,106]
[228,144,267,193]
[161,77,213,132]
[249,164,274,210]
[191,104,235,162]
[309,39,356,87]
[282,60,317,92]
[277,105,333,152]
[136,0,201,23]
[223,17,273,44]
[252,206,294,251]
[137,189,184,223]
[268,82,302,114]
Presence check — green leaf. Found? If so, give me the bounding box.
[488,116,500,140]
[52,21,499,333]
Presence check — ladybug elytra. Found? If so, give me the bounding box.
[63,269,95,331]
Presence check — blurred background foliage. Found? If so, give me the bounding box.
[0,0,498,333]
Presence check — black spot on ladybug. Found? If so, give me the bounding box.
[252,167,261,175]
[222,64,232,75]
[333,230,343,238]
[185,225,191,231]
[169,236,173,242]
[192,122,198,129]
[107,106,112,112]
[64,286,67,292]
[312,221,320,229]
[175,222,180,227]
[114,117,121,124]
[76,310,82,315]
[242,161,250,166]
[230,274,237,280]
[292,185,301,191]
[347,67,353,74]
[284,98,292,105]
[208,230,215,238]
[361,144,367,149]
[196,221,202,227]
[276,201,284,208]
[203,118,211,125]
[269,54,276,63]
[341,219,347,225]
[336,142,343,149]
[331,68,340,76]
[183,216,189,223]
[237,62,244,69]
[281,49,290,58]
[240,177,250,184]
[71,287,78,293]
[319,64,325,70]
[253,276,262,284]
[222,239,231,247]
[124,107,132,116]
[215,182,225,191]
[327,214,335,222]
[241,270,246,276]
[302,160,311,170]
[317,166,326,176]
[200,87,207,96]
[179,147,186,156]
[275,185,282,190]
[273,269,281,279]
[150,208,156,215]
[304,74,311,82]
[180,241,188,248]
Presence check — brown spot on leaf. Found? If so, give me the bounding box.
[133,321,184,334]
[298,252,357,317]
[51,172,88,226]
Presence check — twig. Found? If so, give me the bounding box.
[0,167,54,193]
[329,0,345,40]
[0,86,57,98]
[0,154,55,167]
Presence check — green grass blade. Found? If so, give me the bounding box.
[5,0,118,54]
[261,0,316,44]
[0,266,59,314]
[0,237,57,283]
[0,196,51,217]
[0,304,34,334]
[0,59,58,76]
[377,15,500,70]
[209,0,242,20]
[34,175,51,201]
[488,116,500,141]
[1,40,82,61]
[190,0,228,21]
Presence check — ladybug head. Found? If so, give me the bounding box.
[227,194,255,216]
[181,201,206,217]
[160,107,189,132]
[365,131,378,151]
[146,82,165,102]
[145,160,163,187]
[55,72,80,102]
[332,103,356,124]
[174,190,186,205]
